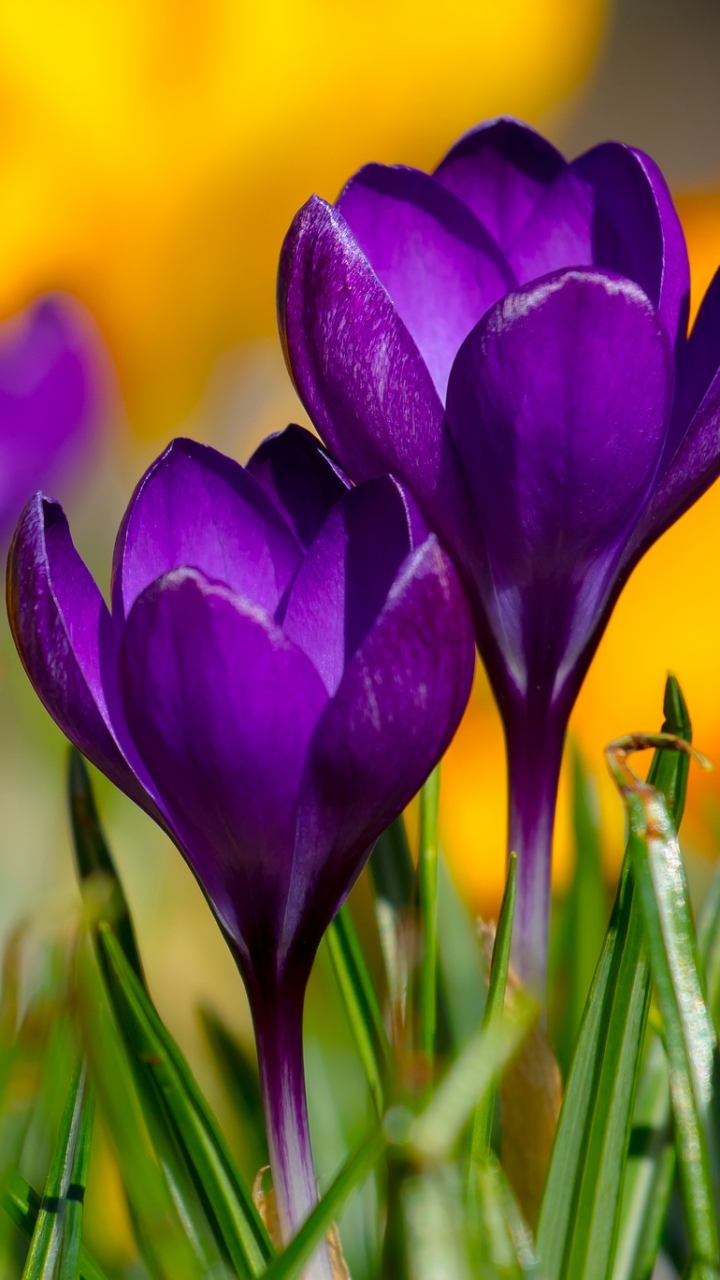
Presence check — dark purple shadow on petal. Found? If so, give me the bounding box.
[337,163,515,399]
[282,536,474,961]
[571,143,690,355]
[281,476,415,694]
[622,271,720,564]
[506,167,595,283]
[246,424,349,551]
[433,117,566,252]
[0,297,103,544]
[7,495,162,819]
[119,568,329,964]
[278,195,479,555]
[446,270,673,701]
[112,438,302,623]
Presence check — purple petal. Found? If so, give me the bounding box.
[279,196,470,540]
[446,270,673,689]
[118,568,329,956]
[337,164,515,399]
[246,424,349,551]
[571,143,690,352]
[629,268,720,556]
[281,476,417,695]
[7,495,160,817]
[505,167,595,282]
[0,296,103,543]
[434,117,566,252]
[112,438,302,622]
[285,536,474,945]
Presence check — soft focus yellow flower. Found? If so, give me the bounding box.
[0,0,605,435]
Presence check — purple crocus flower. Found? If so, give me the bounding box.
[279,116,720,995]
[0,294,102,546]
[7,425,474,1253]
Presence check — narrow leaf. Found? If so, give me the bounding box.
[537,678,692,1280]
[606,732,720,1274]
[325,904,391,1119]
[21,1060,92,1280]
[417,767,441,1070]
[470,852,516,1165]
[410,991,536,1165]
[68,749,145,984]
[259,1129,385,1280]
[2,1168,109,1280]
[97,923,272,1278]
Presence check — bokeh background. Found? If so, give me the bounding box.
[2,0,720,1143]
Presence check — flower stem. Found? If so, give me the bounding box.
[504,707,566,999]
[249,975,333,1280]
[418,764,441,1076]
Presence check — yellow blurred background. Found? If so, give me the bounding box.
[3,0,720,1046]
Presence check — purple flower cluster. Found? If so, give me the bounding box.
[279,117,720,990]
[0,295,102,546]
[8,425,474,1243]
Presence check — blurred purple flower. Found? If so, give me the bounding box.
[279,117,720,994]
[7,425,474,1250]
[0,294,102,545]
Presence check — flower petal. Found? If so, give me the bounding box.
[337,163,515,399]
[434,117,566,252]
[245,424,348,551]
[0,296,102,542]
[571,143,690,353]
[284,536,474,950]
[119,568,329,957]
[112,437,302,621]
[446,270,673,691]
[7,494,160,816]
[629,267,720,557]
[279,195,469,537]
[281,476,418,695]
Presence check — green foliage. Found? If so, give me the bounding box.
[1,679,719,1279]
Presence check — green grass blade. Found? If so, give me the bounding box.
[466,1156,539,1279]
[21,1060,92,1280]
[75,943,217,1280]
[403,1165,473,1280]
[57,1070,95,1280]
[325,904,391,1119]
[2,1168,110,1280]
[554,744,608,1074]
[68,749,145,985]
[417,766,441,1071]
[410,990,536,1165]
[198,1007,268,1177]
[97,923,272,1278]
[612,1039,674,1280]
[259,1128,385,1280]
[369,817,415,1028]
[537,678,691,1280]
[607,732,720,1273]
[470,852,516,1165]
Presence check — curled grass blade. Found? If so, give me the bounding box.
[606,732,720,1275]
[325,904,391,1120]
[537,677,691,1280]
